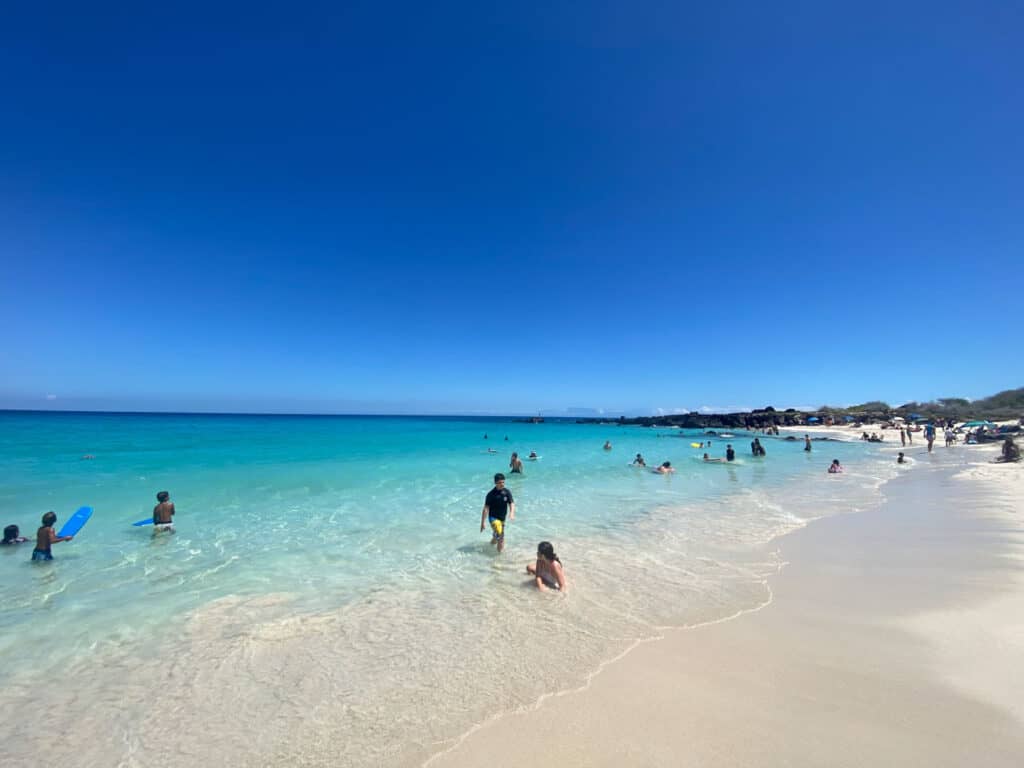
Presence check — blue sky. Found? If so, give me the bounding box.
[1,2,1021,415]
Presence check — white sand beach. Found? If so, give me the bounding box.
[428,443,1024,767]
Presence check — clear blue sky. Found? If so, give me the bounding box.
[1,2,1021,415]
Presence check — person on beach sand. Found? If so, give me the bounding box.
[804,434,812,452]
[900,427,907,446]
[509,452,523,474]
[153,491,176,534]
[999,437,1021,463]
[481,473,515,553]
[2,524,28,545]
[925,423,936,453]
[828,459,844,474]
[32,511,72,561]
[526,541,567,593]
[655,461,674,474]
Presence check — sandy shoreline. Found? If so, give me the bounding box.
[427,445,1024,767]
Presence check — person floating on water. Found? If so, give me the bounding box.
[526,541,567,593]
[481,473,514,553]
[509,452,523,474]
[2,524,28,545]
[633,453,646,467]
[655,461,674,474]
[153,491,176,534]
[32,511,72,561]
[703,453,723,463]
[726,444,736,462]
[828,459,844,474]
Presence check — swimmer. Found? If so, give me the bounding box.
[2,524,28,545]
[702,453,723,463]
[828,459,844,474]
[509,452,524,474]
[528,451,538,460]
[526,541,567,593]
[632,453,646,467]
[603,441,612,451]
[654,461,674,474]
[153,490,176,534]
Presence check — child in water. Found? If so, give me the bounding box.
[828,459,844,474]
[2,524,28,545]
[153,491,176,534]
[32,512,73,561]
[526,541,567,593]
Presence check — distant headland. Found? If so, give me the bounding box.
[571,387,1024,430]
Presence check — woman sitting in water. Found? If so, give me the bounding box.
[655,461,675,474]
[828,459,844,474]
[527,541,567,593]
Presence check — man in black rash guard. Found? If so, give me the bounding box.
[480,473,515,553]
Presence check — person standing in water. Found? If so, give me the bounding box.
[526,541,567,592]
[804,434,812,452]
[481,473,515,553]
[153,491,176,534]
[726,444,736,461]
[32,511,73,561]
[509,452,524,474]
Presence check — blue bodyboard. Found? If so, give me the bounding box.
[57,506,93,538]
[133,518,154,527]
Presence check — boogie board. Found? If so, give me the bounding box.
[690,442,702,448]
[133,518,154,527]
[58,506,93,538]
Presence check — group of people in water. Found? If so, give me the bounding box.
[2,491,177,562]
[479,471,567,592]
[2,511,76,561]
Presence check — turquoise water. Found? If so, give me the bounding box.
[0,412,892,766]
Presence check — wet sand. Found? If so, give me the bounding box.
[428,448,1024,767]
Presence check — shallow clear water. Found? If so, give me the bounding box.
[0,413,893,766]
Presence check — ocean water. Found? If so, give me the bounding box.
[0,412,895,766]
